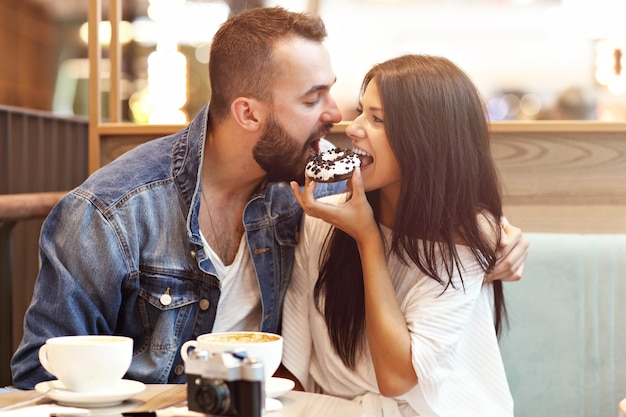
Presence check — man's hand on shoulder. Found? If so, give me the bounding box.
[485,217,529,283]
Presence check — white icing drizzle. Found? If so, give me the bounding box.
[305,148,361,182]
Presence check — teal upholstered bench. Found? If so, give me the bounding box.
[499,233,626,417]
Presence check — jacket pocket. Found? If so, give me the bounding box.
[136,270,199,352]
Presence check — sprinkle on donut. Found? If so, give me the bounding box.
[305,148,361,183]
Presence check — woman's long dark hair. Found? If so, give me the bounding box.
[314,55,506,369]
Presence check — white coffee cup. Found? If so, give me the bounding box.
[181,331,283,382]
[38,335,133,392]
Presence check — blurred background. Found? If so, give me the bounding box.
[3,0,625,123]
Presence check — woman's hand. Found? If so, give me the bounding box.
[290,168,377,243]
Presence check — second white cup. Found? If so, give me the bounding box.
[181,331,283,382]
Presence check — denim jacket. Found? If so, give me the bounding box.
[11,105,342,389]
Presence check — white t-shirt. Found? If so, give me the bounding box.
[282,194,514,417]
[200,232,262,333]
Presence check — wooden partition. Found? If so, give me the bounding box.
[490,122,626,233]
[92,120,626,234]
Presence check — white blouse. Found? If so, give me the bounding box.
[282,194,514,417]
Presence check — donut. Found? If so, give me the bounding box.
[305,148,361,183]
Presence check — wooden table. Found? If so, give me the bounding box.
[0,384,365,416]
[0,384,186,412]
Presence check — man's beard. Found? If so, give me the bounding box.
[253,116,329,184]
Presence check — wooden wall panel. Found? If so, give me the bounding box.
[0,0,56,111]
[492,131,626,205]
[490,127,626,233]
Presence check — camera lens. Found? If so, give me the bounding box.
[196,378,231,414]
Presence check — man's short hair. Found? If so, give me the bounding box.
[208,7,327,122]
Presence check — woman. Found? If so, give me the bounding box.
[283,54,514,417]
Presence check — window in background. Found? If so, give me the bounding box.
[47,0,626,122]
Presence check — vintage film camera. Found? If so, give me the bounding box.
[186,349,265,417]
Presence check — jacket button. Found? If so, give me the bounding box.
[199,299,210,310]
[159,288,172,306]
[174,364,185,375]
[190,250,196,259]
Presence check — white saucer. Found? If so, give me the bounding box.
[266,377,295,398]
[266,397,283,412]
[34,379,146,407]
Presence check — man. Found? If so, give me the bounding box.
[11,7,528,389]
